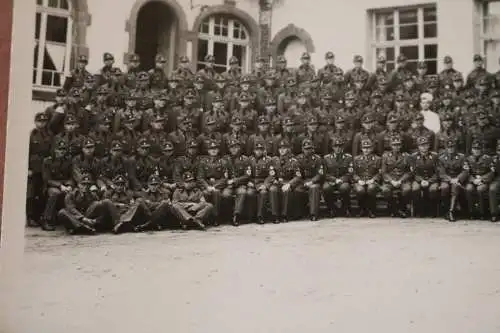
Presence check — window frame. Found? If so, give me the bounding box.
[197,15,250,73]
[34,0,73,92]
[370,4,438,74]
[479,0,500,72]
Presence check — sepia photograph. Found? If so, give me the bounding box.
[1,0,500,331]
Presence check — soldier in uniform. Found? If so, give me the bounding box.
[173,139,200,184]
[465,140,494,219]
[407,113,434,153]
[63,55,91,91]
[438,56,459,89]
[193,74,209,110]
[322,136,353,217]
[148,54,168,90]
[296,52,316,85]
[317,51,341,84]
[27,112,53,226]
[57,173,108,234]
[223,138,251,226]
[270,139,302,222]
[488,139,500,222]
[156,141,177,198]
[72,137,101,183]
[438,138,468,221]
[352,138,381,218]
[328,114,353,154]
[275,116,302,156]
[133,174,174,231]
[128,138,158,193]
[171,171,213,230]
[409,136,440,217]
[377,114,408,153]
[198,116,223,156]
[224,56,242,91]
[367,56,387,91]
[142,114,168,158]
[235,91,258,135]
[297,115,328,156]
[344,55,370,88]
[274,55,291,89]
[198,141,228,222]
[295,139,323,221]
[222,116,249,155]
[466,54,490,89]
[53,114,84,158]
[247,116,278,156]
[247,141,274,223]
[96,52,118,87]
[174,55,195,84]
[435,113,463,153]
[167,116,199,157]
[338,90,362,131]
[97,140,130,191]
[41,140,74,230]
[123,53,141,89]
[388,54,414,90]
[352,113,380,156]
[380,135,412,217]
[465,111,500,155]
[197,54,217,84]
[88,113,113,158]
[181,89,203,134]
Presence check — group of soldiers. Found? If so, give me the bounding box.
[27,50,500,235]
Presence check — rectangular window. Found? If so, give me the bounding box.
[481,0,500,72]
[371,5,438,74]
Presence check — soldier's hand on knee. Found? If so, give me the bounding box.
[421,180,429,187]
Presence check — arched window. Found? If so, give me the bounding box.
[34,0,73,90]
[197,15,250,73]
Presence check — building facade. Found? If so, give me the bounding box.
[31,0,500,114]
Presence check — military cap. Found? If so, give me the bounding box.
[111,140,123,151]
[446,138,458,147]
[137,137,151,148]
[297,90,307,98]
[414,113,424,121]
[96,85,110,95]
[122,112,136,123]
[335,114,345,123]
[279,139,291,148]
[473,54,483,62]
[64,114,78,124]
[179,55,190,63]
[417,136,429,145]
[377,56,386,63]
[417,61,427,69]
[111,68,123,76]
[148,174,160,185]
[128,53,140,62]
[286,76,297,85]
[332,136,345,146]
[471,140,483,149]
[83,137,95,148]
[377,76,388,85]
[302,138,313,149]
[213,93,223,103]
[397,54,407,62]
[155,54,167,63]
[187,139,198,149]
[353,55,363,62]
[265,96,277,105]
[152,113,165,122]
[229,56,239,65]
[264,69,277,79]
[34,112,49,122]
[204,54,215,62]
[85,74,96,82]
[477,111,488,120]
[137,71,149,81]
[214,73,226,82]
[443,55,453,64]
[69,88,82,97]
[231,115,243,125]
[441,113,454,122]
[307,115,319,125]
[182,117,192,125]
[240,75,253,84]
[321,91,334,100]
[387,114,399,123]
[371,90,382,98]
[441,90,453,99]
[56,88,66,97]
[395,94,407,103]
[80,173,93,184]
[283,117,295,126]
[103,52,114,61]
[229,138,241,147]
[301,52,311,60]
[361,138,373,148]
[184,89,196,99]
[208,141,220,149]
[163,141,174,151]
[464,89,476,98]
[102,114,113,124]
[491,90,500,98]
[238,91,250,101]
[77,54,88,63]
[125,91,139,100]
[344,90,356,100]
[258,115,270,125]
[113,174,127,184]
[183,171,195,182]
[194,75,205,84]
[55,139,68,150]
[390,135,403,145]
[361,113,375,123]
[169,73,181,82]
[277,55,287,63]
[205,116,217,125]
[452,72,463,81]
[325,51,335,59]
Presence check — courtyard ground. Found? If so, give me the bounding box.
[9,218,500,332]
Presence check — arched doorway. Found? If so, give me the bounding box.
[278,36,307,68]
[270,24,315,66]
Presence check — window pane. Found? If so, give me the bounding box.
[424,44,438,59]
[483,2,500,36]
[423,7,437,22]
[221,26,228,37]
[376,47,395,62]
[426,60,437,75]
[200,21,209,33]
[197,39,208,63]
[60,0,69,9]
[424,23,437,38]
[399,9,418,24]
[48,0,58,8]
[214,25,221,35]
[485,40,500,72]
[376,26,394,42]
[375,12,394,26]
[400,45,419,61]
[35,12,41,39]
[33,69,37,85]
[406,61,417,73]
[232,44,245,67]
[400,24,418,40]
[33,42,39,69]
[214,65,227,74]
[37,0,42,5]
[46,15,68,43]
[386,62,395,72]
[213,42,228,66]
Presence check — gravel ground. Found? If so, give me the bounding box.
[10,218,500,333]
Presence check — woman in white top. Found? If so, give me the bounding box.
[419,92,441,133]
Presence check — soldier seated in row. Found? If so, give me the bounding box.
[465,141,494,219]
[248,141,274,224]
[134,174,173,232]
[488,139,500,222]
